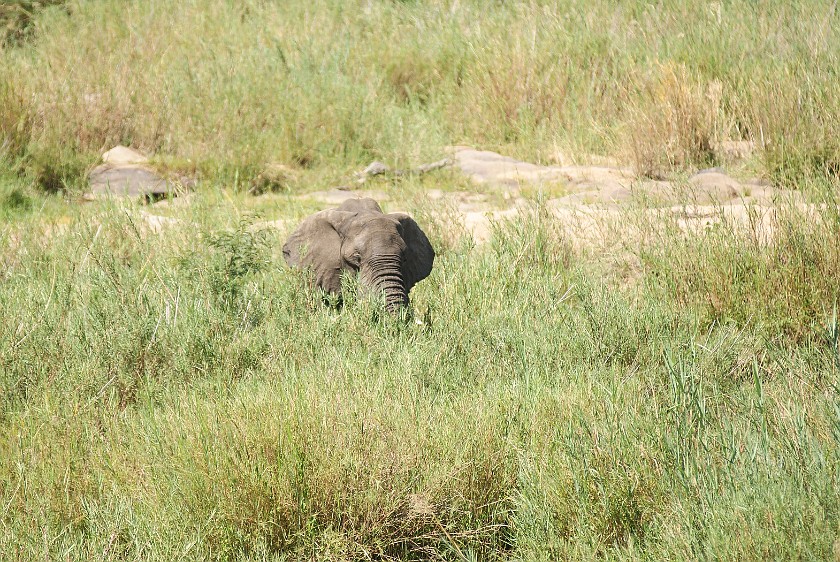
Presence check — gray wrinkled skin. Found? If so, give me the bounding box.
[283,198,434,310]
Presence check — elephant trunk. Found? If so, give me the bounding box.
[363,255,408,311]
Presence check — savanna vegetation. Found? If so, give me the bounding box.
[1,1,839,560]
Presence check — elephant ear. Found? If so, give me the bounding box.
[389,213,435,291]
[283,210,352,295]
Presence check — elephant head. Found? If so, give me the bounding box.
[283,198,434,310]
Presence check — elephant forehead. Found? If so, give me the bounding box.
[354,214,400,231]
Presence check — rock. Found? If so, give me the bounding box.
[89,146,173,199]
[101,145,149,165]
[551,185,633,206]
[89,166,172,198]
[448,147,635,200]
[559,165,634,196]
[422,190,493,212]
[450,146,568,188]
[461,207,520,243]
[687,171,742,202]
[630,180,685,205]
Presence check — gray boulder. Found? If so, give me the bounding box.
[89,146,174,198]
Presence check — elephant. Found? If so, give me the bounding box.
[283,198,434,310]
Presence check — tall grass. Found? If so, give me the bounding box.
[2,1,840,559]
[638,190,840,342]
[1,192,839,559]
[0,0,838,189]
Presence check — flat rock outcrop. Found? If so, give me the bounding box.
[89,146,174,198]
[450,147,568,188]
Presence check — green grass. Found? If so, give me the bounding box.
[1,186,839,560]
[1,0,839,188]
[1,1,840,560]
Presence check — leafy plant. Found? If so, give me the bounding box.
[204,215,272,316]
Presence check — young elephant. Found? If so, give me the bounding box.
[283,198,434,310]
